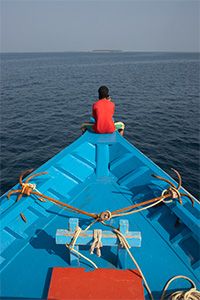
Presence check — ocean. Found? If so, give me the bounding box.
[0,52,199,199]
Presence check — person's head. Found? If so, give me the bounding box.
[98,86,109,100]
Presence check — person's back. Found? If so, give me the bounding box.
[81,85,125,136]
[92,98,115,133]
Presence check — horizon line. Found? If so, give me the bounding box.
[1,50,200,54]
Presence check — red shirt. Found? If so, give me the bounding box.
[92,99,115,133]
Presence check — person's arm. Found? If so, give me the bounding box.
[112,102,115,114]
[92,103,96,121]
[92,103,95,117]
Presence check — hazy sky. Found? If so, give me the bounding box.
[1,0,199,52]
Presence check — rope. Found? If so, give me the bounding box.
[66,221,99,269]
[101,221,154,300]
[84,218,99,231]
[111,197,165,218]
[21,183,36,194]
[5,167,198,299]
[160,275,200,300]
[162,189,173,204]
[120,239,154,300]
[65,220,200,300]
[68,226,82,249]
[109,227,200,300]
[90,229,102,257]
[65,219,153,298]
[65,245,98,269]
[8,180,171,222]
[7,168,195,223]
[31,191,98,219]
[7,169,98,219]
[111,194,170,215]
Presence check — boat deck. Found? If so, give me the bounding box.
[0,132,199,299]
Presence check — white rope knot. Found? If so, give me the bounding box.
[90,229,102,257]
[68,226,82,250]
[162,187,182,204]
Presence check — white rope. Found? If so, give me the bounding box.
[84,218,99,231]
[66,220,153,299]
[111,197,165,218]
[160,275,200,300]
[113,227,154,300]
[66,222,99,269]
[113,229,200,300]
[68,226,82,249]
[90,229,102,257]
[162,189,173,204]
[66,245,98,269]
[64,213,200,300]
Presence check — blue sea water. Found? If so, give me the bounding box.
[0,52,199,199]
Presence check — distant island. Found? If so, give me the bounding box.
[92,50,123,53]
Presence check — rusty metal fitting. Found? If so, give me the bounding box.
[99,210,112,221]
[168,187,181,199]
[21,183,36,196]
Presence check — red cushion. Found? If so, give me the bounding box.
[48,268,145,300]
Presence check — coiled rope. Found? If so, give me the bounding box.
[160,275,200,300]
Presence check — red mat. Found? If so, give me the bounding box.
[48,268,145,299]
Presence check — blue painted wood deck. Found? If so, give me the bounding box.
[0,131,199,299]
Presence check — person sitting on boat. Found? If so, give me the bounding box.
[81,86,125,135]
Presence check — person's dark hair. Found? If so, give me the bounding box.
[98,86,109,99]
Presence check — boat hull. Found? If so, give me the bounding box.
[0,132,199,299]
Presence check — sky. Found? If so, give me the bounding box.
[0,0,199,52]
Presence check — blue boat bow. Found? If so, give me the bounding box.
[0,131,199,299]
